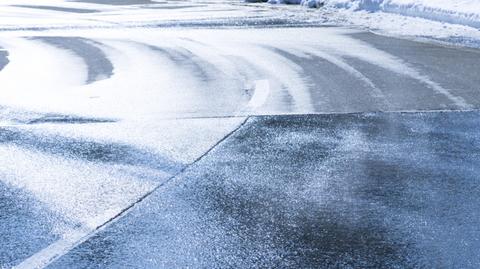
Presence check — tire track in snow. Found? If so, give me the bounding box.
[148,46,219,83]
[256,46,314,113]
[34,37,114,84]
[324,35,472,109]
[271,47,391,112]
[0,37,89,111]
[144,42,254,115]
[0,48,8,72]
[299,49,392,109]
[144,36,316,114]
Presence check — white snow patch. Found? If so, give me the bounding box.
[247,79,271,110]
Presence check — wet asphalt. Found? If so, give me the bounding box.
[48,111,480,268]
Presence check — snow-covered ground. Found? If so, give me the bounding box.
[326,0,480,29]
[324,1,480,48]
[3,0,480,48]
[254,0,480,48]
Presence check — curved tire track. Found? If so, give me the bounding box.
[34,37,114,84]
[0,48,8,72]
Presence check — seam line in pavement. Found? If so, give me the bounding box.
[132,108,480,122]
[264,108,480,116]
[11,108,480,268]
[14,116,250,269]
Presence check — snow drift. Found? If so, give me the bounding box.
[326,0,480,28]
[249,0,480,29]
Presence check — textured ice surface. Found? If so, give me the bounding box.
[49,111,480,269]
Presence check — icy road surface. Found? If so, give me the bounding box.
[1,0,480,268]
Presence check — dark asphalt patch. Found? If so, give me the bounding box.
[34,37,114,84]
[49,111,480,268]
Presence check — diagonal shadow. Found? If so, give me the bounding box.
[0,128,184,175]
[0,106,117,125]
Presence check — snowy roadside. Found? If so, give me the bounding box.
[320,6,480,49]
[252,0,480,48]
[327,0,480,29]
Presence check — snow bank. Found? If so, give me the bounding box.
[325,0,480,28]
[249,0,480,29]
